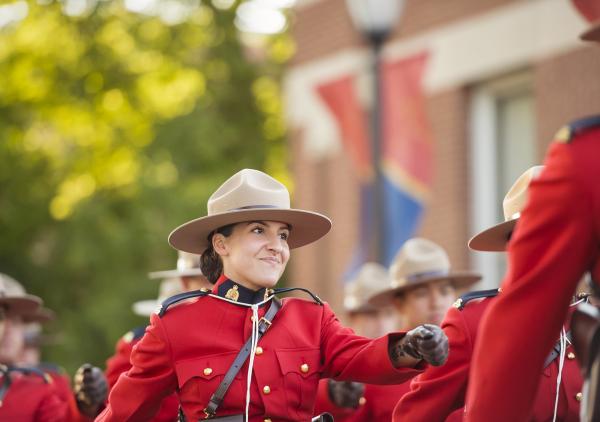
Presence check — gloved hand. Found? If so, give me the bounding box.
[390,324,449,367]
[327,379,365,409]
[73,363,108,417]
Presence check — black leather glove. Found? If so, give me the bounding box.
[391,324,449,366]
[73,363,108,417]
[327,379,365,409]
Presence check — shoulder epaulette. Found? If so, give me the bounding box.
[158,288,210,317]
[453,288,500,311]
[273,287,323,305]
[123,325,147,343]
[8,366,52,384]
[554,115,600,143]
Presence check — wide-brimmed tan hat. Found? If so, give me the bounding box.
[23,307,56,324]
[0,273,42,317]
[168,169,332,254]
[344,263,391,313]
[468,166,544,252]
[369,238,481,306]
[149,251,204,279]
[132,278,187,317]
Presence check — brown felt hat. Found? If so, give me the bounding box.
[468,166,544,252]
[168,169,332,254]
[369,238,481,307]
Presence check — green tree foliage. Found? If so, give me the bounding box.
[0,0,288,370]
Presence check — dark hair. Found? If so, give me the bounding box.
[200,224,235,284]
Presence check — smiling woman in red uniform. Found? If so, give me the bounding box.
[96,169,450,422]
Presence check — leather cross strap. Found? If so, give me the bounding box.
[544,331,572,368]
[203,297,282,419]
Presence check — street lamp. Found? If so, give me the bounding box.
[345,0,405,264]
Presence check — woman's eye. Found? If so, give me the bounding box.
[252,227,264,234]
[279,232,289,241]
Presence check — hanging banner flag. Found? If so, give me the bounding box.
[380,51,433,265]
[316,75,374,277]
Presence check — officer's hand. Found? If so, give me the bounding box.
[327,379,365,409]
[73,363,108,417]
[391,324,449,367]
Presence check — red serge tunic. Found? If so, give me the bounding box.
[465,119,600,421]
[0,370,70,422]
[394,296,583,421]
[96,277,421,422]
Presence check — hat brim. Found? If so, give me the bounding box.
[148,268,204,279]
[132,300,158,317]
[368,272,482,307]
[0,295,42,317]
[468,219,517,252]
[581,21,600,42]
[168,208,332,254]
[22,307,55,324]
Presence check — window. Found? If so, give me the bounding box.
[469,72,537,289]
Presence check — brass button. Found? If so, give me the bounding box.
[576,392,583,402]
[568,352,576,360]
[203,368,213,376]
[251,316,256,322]
[256,346,264,355]
[300,363,309,373]
[359,397,367,406]
[263,385,271,394]
[264,419,272,422]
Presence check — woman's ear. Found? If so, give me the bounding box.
[212,233,228,257]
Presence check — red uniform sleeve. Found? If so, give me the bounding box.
[394,304,477,421]
[319,303,423,384]
[105,337,135,388]
[466,138,600,421]
[96,315,178,422]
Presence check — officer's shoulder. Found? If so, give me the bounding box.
[122,325,147,343]
[452,288,500,311]
[158,288,211,317]
[8,365,53,384]
[554,115,600,144]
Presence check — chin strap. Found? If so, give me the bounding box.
[273,287,323,305]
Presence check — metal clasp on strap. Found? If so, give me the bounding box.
[203,408,215,419]
[259,317,272,327]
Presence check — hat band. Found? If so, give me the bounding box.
[405,269,449,283]
[229,205,282,211]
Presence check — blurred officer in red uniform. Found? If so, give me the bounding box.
[395,167,584,421]
[97,169,450,422]
[313,262,391,421]
[465,15,600,421]
[0,273,106,421]
[318,238,479,421]
[104,252,211,421]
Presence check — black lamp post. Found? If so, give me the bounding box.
[345,0,404,264]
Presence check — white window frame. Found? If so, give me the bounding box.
[468,72,534,289]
